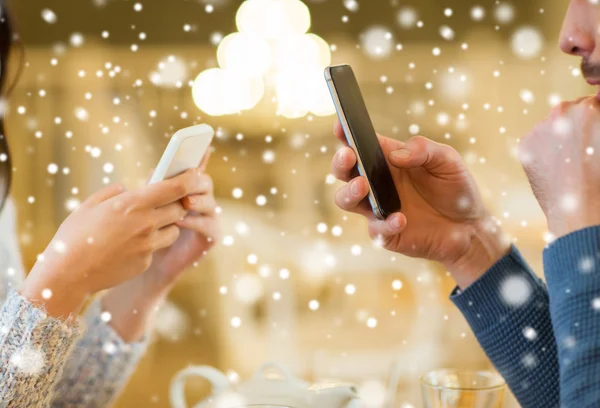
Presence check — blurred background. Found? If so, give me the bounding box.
[6,0,586,406]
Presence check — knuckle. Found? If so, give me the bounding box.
[140,219,157,235]
[440,144,460,162]
[409,135,428,145]
[112,182,126,193]
[172,181,188,197]
[200,174,213,190]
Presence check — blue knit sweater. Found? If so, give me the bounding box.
[451,226,600,408]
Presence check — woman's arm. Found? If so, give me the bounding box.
[0,290,83,408]
[51,272,170,408]
[451,246,560,408]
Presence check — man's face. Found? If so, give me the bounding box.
[561,0,600,97]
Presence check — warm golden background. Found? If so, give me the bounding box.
[6,0,584,407]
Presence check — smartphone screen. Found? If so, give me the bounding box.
[327,64,401,219]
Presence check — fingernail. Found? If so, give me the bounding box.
[391,149,412,160]
[350,180,359,196]
[392,216,402,230]
[336,150,346,166]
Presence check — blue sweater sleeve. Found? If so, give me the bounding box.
[543,226,600,408]
[450,246,560,408]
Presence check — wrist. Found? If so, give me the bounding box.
[102,271,171,320]
[100,272,171,343]
[547,214,600,240]
[23,267,88,319]
[444,215,511,290]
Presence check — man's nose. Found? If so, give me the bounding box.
[560,30,595,58]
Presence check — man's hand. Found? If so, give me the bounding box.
[331,121,509,289]
[519,96,600,239]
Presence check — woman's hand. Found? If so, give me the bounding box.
[331,121,509,289]
[150,175,219,283]
[100,154,220,342]
[22,168,206,318]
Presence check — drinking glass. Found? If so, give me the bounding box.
[421,369,506,408]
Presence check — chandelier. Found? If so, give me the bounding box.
[191,0,336,118]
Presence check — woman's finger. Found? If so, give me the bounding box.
[176,214,221,241]
[85,183,126,207]
[198,149,212,172]
[154,202,187,229]
[152,225,181,250]
[331,147,358,182]
[182,194,217,215]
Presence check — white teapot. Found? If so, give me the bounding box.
[170,362,361,408]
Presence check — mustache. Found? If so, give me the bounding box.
[581,59,600,78]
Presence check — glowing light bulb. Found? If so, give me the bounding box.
[236,0,310,39]
[305,68,336,116]
[217,32,272,78]
[307,34,332,67]
[275,70,311,118]
[192,68,265,116]
[274,34,320,72]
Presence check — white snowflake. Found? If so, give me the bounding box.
[521,352,537,368]
[523,326,537,341]
[511,26,544,59]
[360,26,394,59]
[578,256,596,273]
[560,194,579,214]
[500,275,532,307]
[10,347,45,375]
[494,3,515,24]
[397,8,418,30]
[233,274,263,305]
[563,336,576,349]
[103,342,117,355]
[41,9,57,24]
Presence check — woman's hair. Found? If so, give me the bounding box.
[0,2,19,209]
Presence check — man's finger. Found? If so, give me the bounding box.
[333,119,348,144]
[388,136,461,175]
[331,147,358,182]
[334,177,372,217]
[367,212,407,240]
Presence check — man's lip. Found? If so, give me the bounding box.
[586,78,600,85]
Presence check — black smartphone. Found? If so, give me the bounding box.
[325,64,401,220]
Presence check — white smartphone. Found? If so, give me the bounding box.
[149,124,215,184]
